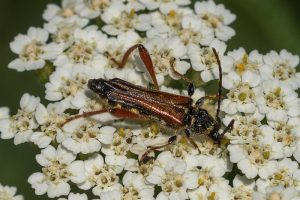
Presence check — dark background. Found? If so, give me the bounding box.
[0,0,299,199]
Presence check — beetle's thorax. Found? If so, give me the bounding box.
[184,107,216,135]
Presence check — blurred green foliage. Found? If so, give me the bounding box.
[0,0,299,199]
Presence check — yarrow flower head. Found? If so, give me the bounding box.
[2,0,300,199]
[0,184,24,200]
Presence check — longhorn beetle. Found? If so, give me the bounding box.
[63,44,234,163]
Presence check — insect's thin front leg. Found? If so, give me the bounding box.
[219,119,234,138]
[62,109,108,126]
[185,129,198,149]
[169,57,194,96]
[209,119,234,144]
[139,135,177,164]
[195,94,222,107]
[105,44,159,90]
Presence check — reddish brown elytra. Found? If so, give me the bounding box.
[63,44,234,163]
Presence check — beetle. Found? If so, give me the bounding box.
[63,44,234,163]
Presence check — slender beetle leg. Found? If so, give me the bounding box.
[185,129,198,149]
[209,119,234,144]
[139,135,177,164]
[195,94,220,107]
[105,44,159,90]
[220,119,235,138]
[169,57,195,97]
[187,83,195,97]
[62,109,108,126]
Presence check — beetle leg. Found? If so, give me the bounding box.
[195,97,205,107]
[185,129,198,149]
[169,57,194,96]
[105,44,159,90]
[195,94,221,107]
[220,119,234,138]
[209,119,234,144]
[139,135,177,164]
[62,109,108,126]
[62,107,150,126]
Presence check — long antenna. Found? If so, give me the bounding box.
[212,48,222,121]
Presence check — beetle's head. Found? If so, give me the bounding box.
[88,78,108,96]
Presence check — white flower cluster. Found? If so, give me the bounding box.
[0,183,24,200]
[1,0,300,199]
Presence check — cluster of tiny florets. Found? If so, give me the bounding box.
[1,0,300,199]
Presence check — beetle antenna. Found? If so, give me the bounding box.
[212,48,222,121]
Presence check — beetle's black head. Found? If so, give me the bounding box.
[88,78,109,96]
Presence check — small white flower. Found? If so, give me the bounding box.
[227,123,279,179]
[261,49,300,89]
[124,0,146,12]
[101,127,134,172]
[228,142,274,179]
[131,124,169,156]
[75,0,112,19]
[143,36,190,85]
[45,66,98,110]
[140,0,191,14]
[187,158,231,199]
[100,171,155,200]
[43,0,80,21]
[54,26,108,70]
[254,80,300,122]
[103,30,142,70]
[179,14,214,46]
[197,154,230,177]
[147,151,198,200]
[231,175,254,200]
[0,184,24,200]
[256,158,300,192]
[62,118,116,154]
[9,27,63,71]
[0,107,9,120]
[221,80,257,115]
[0,93,39,145]
[77,154,121,197]
[223,114,263,144]
[44,15,89,49]
[224,48,264,89]
[28,145,85,198]
[147,9,213,46]
[159,136,200,171]
[147,8,193,38]
[188,181,232,200]
[58,192,88,200]
[268,117,300,159]
[188,39,234,83]
[194,0,236,41]
[101,1,152,35]
[30,103,69,148]
[229,47,264,85]
[253,186,300,200]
